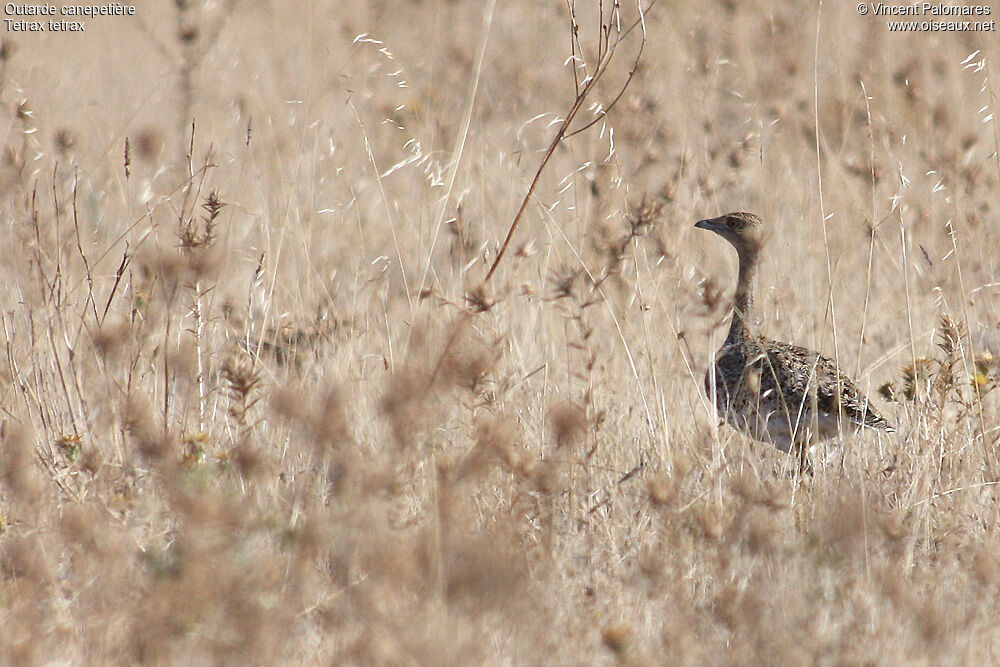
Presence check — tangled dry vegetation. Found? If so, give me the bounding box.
[2,0,1000,663]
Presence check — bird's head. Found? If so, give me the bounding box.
[694,212,765,256]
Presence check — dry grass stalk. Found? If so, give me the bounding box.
[2,1,1000,663]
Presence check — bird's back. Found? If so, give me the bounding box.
[706,333,892,452]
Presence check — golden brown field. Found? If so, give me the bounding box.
[2,0,1000,663]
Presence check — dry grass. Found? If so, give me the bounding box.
[2,0,1000,663]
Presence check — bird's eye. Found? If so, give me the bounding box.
[726,218,738,228]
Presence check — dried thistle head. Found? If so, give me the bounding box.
[973,352,997,391]
[439,329,501,394]
[0,38,15,62]
[601,623,633,660]
[178,219,199,250]
[54,129,75,156]
[745,512,780,555]
[0,425,44,505]
[181,431,208,466]
[202,191,225,231]
[380,319,500,448]
[124,397,168,463]
[464,284,495,313]
[465,417,520,477]
[974,548,1000,586]
[221,348,261,403]
[695,504,726,540]
[178,24,199,43]
[272,384,353,451]
[878,381,897,402]
[880,511,907,542]
[134,129,163,161]
[222,347,262,429]
[900,357,934,401]
[550,269,578,300]
[763,479,792,511]
[314,387,354,450]
[731,470,762,504]
[55,433,81,463]
[930,315,965,399]
[549,401,587,450]
[230,438,267,481]
[625,196,664,238]
[380,365,434,449]
[936,314,964,358]
[514,239,537,259]
[90,320,132,359]
[814,490,873,563]
[440,521,528,608]
[178,191,226,251]
[135,246,188,303]
[647,477,677,507]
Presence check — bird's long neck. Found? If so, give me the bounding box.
[725,247,757,344]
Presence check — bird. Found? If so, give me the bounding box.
[694,212,893,472]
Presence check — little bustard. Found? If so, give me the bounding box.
[695,212,893,471]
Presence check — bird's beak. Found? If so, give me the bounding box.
[695,218,716,231]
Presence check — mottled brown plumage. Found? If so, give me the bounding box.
[696,212,892,469]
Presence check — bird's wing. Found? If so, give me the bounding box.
[760,339,892,431]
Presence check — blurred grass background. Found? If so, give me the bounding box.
[2,0,1000,662]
